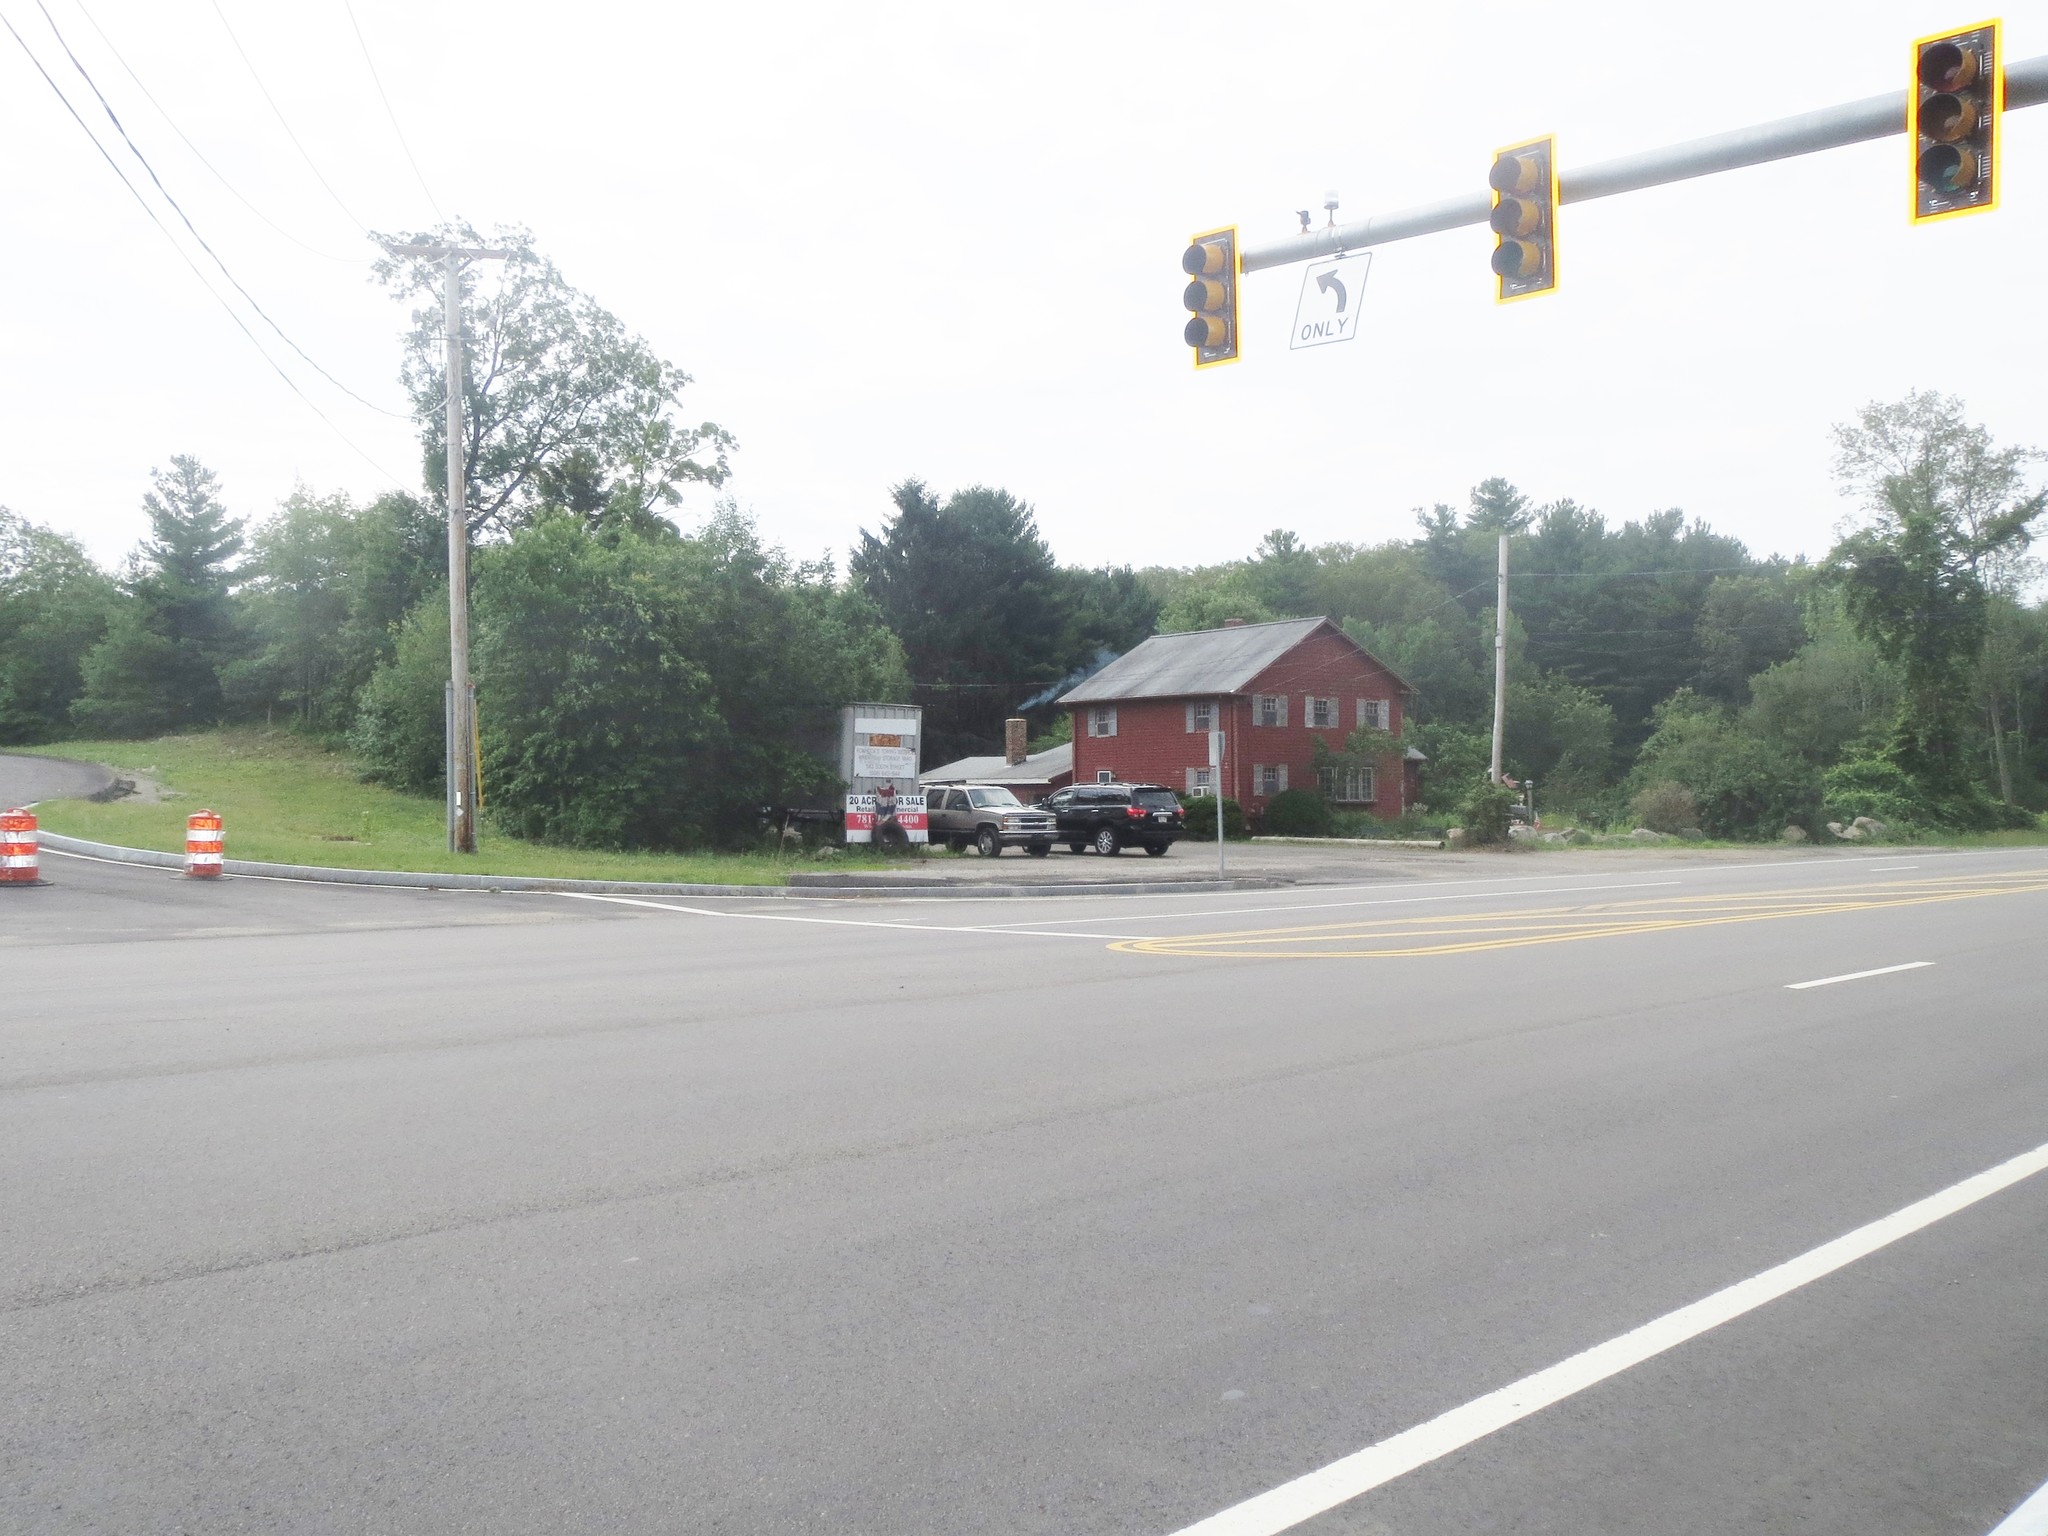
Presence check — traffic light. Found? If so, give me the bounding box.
[1183,226,1239,368]
[1912,21,2003,222]
[1489,136,1558,302]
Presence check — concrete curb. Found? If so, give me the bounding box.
[34,831,1286,901]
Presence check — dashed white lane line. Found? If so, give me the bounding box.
[1163,1137,2048,1536]
[1989,1473,2048,1535]
[545,891,1156,941]
[1785,961,1936,990]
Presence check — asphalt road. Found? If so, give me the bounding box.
[5,846,2047,1534]
[0,752,114,808]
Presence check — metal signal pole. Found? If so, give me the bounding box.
[1489,534,1508,784]
[382,241,510,854]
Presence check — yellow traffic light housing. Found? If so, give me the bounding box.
[1183,226,1240,368]
[1490,137,1558,301]
[1912,20,2003,221]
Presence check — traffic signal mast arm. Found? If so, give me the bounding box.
[1238,51,2048,275]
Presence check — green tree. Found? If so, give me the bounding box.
[73,457,246,735]
[850,480,1069,761]
[1242,528,1317,616]
[226,489,357,729]
[1693,570,1807,703]
[1630,690,1822,839]
[373,223,735,536]
[473,507,907,848]
[1824,392,2044,823]
[0,510,117,743]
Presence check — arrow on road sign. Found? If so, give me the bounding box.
[1290,253,1371,351]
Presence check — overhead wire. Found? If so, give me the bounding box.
[33,0,407,418]
[0,9,409,485]
[340,0,441,220]
[67,0,359,263]
[206,0,370,232]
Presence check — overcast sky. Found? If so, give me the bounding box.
[2,1,2042,573]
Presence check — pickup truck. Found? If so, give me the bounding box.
[924,784,1057,857]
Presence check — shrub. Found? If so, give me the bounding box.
[1262,787,1333,837]
[1629,781,1699,834]
[1457,780,1516,845]
[1181,794,1247,840]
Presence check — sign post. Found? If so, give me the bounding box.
[1210,729,1226,876]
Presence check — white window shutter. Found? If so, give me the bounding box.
[1185,702,1196,733]
[1277,764,1289,792]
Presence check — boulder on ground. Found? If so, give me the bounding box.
[1852,816,1888,836]
[1840,824,1868,840]
[1444,827,1469,850]
[1563,827,1592,845]
[1780,825,1809,843]
[1629,827,1669,844]
[1508,824,1539,842]
[1826,821,1846,838]
[1540,831,1569,845]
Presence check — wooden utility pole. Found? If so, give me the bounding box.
[381,241,510,853]
[1489,533,1508,784]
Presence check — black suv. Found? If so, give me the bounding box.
[1043,782,1185,857]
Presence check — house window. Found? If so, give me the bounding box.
[1307,696,1336,729]
[1186,766,1214,796]
[1254,763,1286,797]
[1087,706,1118,738]
[1096,769,1114,783]
[1254,694,1287,728]
[1357,698,1389,731]
[1186,700,1215,733]
[1318,765,1377,804]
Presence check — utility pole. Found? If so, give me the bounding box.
[381,241,511,854]
[1489,533,1508,784]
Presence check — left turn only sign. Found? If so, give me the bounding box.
[1290,252,1370,350]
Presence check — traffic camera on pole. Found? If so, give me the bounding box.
[1489,136,1558,302]
[1183,226,1240,368]
[1912,21,2003,221]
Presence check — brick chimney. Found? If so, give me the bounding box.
[1223,617,1246,627]
[1004,717,1028,766]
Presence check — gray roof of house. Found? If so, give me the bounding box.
[920,740,1073,786]
[1058,616,1414,704]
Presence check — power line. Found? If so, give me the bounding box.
[341,0,441,221]
[0,9,408,485]
[68,0,359,263]
[207,0,369,232]
[34,0,406,418]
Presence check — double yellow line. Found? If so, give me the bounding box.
[1110,871,2048,960]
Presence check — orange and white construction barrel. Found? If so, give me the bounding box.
[1,808,38,885]
[185,810,224,878]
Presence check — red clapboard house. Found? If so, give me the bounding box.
[1056,617,1421,820]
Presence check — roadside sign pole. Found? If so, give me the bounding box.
[1211,729,1227,877]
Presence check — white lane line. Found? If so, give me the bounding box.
[1989,1473,2048,1535]
[546,891,1156,941]
[1785,961,1935,991]
[1164,1137,2048,1536]
[962,881,1684,931]
[1871,863,1921,871]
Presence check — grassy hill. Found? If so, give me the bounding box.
[18,730,867,886]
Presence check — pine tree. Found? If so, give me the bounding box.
[73,457,247,735]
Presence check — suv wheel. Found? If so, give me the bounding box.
[1026,842,1051,857]
[1144,843,1168,857]
[976,826,1001,858]
[1067,842,1087,855]
[1092,826,1120,857]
